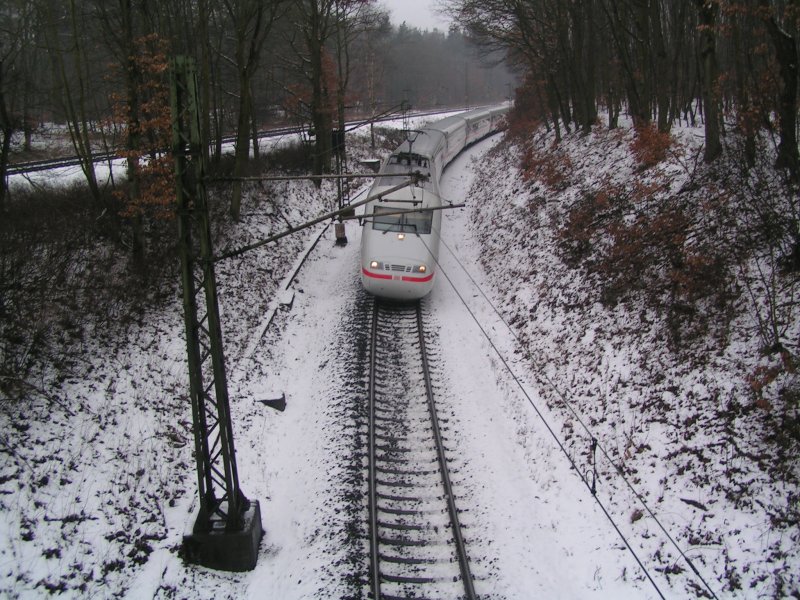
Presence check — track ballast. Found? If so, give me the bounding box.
[367,299,475,600]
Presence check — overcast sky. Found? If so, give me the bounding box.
[383,0,451,31]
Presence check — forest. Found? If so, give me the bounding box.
[447,0,800,367]
[0,1,514,214]
[5,1,797,246]
[1,1,798,412]
[447,0,798,178]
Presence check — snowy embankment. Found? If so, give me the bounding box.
[0,174,339,597]
[466,120,799,597]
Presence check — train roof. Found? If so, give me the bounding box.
[390,105,509,158]
[463,107,494,124]
[429,114,468,135]
[463,104,509,120]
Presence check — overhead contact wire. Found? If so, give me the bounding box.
[428,221,717,599]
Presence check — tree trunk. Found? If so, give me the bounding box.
[694,0,722,163]
[601,0,649,127]
[213,80,223,162]
[567,1,594,134]
[45,0,102,204]
[761,6,799,180]
[310,36,333,179]
[69,0,103,203]
[251,93,260,163]
[584,0,598,131]
[228,0,273,220]
[230,72,252,221]
[608,85,619,129]
[0,126,11,212]
[0,62,12,211]
[547,76,562,142]
[650,0,671,133]
[199,0,212,167]
[121,0,144,264]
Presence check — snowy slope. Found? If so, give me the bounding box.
[464,122,799,598]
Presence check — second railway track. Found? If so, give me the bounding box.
[367,299,476,600]
[6,107,464,177]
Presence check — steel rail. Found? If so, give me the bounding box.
[415,303,476,600]
[367,301,381,599]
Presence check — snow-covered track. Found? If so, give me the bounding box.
[367,299,476,600]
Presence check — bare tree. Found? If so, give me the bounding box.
[758,0,799,179]
[221,0,286,220]
[285,0,338,179]
[694,0,722,162]
[332,1,377,136]
[0,4,27,210]
[444,0,565,132]
[40,0,104,203]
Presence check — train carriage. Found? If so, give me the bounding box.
[360,105,508,300]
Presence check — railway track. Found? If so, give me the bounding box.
[367,299,476,600]
[4,126,302,176]
[7,107,467,177]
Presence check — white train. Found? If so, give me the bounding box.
[360,105,508,300]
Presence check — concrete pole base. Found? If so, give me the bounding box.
[182,500,263,572]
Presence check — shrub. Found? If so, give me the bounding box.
[630,124,673,169]
[0,183,176,389]
[267,141,313,173]
[557,175,733,345]
[557,179,629,268]
[506,112,541,145]
[520,143,572,191]
[506,74,547,144]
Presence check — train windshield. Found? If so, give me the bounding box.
[388,152,429,169]
[371,206,433,235]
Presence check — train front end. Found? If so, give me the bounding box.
[360,146,443,300]
[361,221,438,300]
[360,185,441,300]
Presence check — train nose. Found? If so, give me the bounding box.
[366,260,429,275]
[361,261,435,300]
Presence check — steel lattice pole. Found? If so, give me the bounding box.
[171,56,261,571]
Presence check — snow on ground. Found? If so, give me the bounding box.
[1,114,796,598]
[151,133,660,599]
[6,111,460,192]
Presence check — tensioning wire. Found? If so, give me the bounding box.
[419,230,666,599]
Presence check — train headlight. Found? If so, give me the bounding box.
[369,260,382,270]
[397,233,406,241]
[413,265,427,274]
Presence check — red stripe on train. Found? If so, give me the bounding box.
[362,268,393,280]
[402,273,434,283]
[362,268,433,283]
